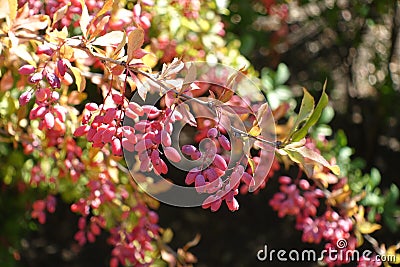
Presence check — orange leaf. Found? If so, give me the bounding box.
[51,3,70,28]
[127,28,144,64]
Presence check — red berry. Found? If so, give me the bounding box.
[207,128,218,138]
[218,134,231,150]
[19,91,32,106]
[18,65,35,75]
[163,146,181,162]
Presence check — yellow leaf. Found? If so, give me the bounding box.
[71,67,86,92]
[162,228,174,243]
[127,28,144,64]
[248,125,261,137]
[142,49,158,68]
[357,221,382,234]
[386,246,400,264]
[94,0,113,19]
[247,156,256,174]
[8,0,17,21]
[59,44,74,59]
[51,3,70,28]
[79,0,90,38]
[88,15,110,41]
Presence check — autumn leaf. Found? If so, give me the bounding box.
[71,67,86,93]
[51,3,70,28]
[284,146,340,176]
[79,0,90,38]
[8,0,18,21]
[91,31,125,47]
[127,28,144,64]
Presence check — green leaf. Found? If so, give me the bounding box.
[291,82,328,142]
[286,88,315,142]
[285,146,340,176]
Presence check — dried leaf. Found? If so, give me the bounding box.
[127,28,144,63]
[0,70,14,91]
[71,67,86,92]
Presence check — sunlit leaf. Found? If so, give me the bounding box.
[91,31,125,46]
[71,66,86,93]
[247,156,256,173]
[357,221,382,234]
[248,125,261,137]
[94,0,113,19]
[88,16,110,41]
[8,0,17,21]
[291,81,329,142]
[286,88,314,142]
[79,0,90,38]
[51,3,70,28]
[285,146,340,176]
[127,28,144,64]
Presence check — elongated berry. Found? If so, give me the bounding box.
[103,108,117,124]
[181,145,196,155]
[161,130,171,146]
[111,138,122,156]
[29,72,43,84]
[207,128,218,138]
[218,134,231,151]
[135,139,153,152]
[19,91,32,106]
[85,103,98,112]
[125,108,138,120]
[163,146,181,162]
[57,59,66,76]
[44,112,55,129]
[195,174,206,193]
[241,172,255,187]
[213,154,227,170]
[37,44,53,56]
[18,65,35,75]
[46,72,61,88]
[185,168,200,185]
[203,168,218,182]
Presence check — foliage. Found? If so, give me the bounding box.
[0,0,399,267]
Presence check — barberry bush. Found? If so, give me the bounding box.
[0,0,399,266]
